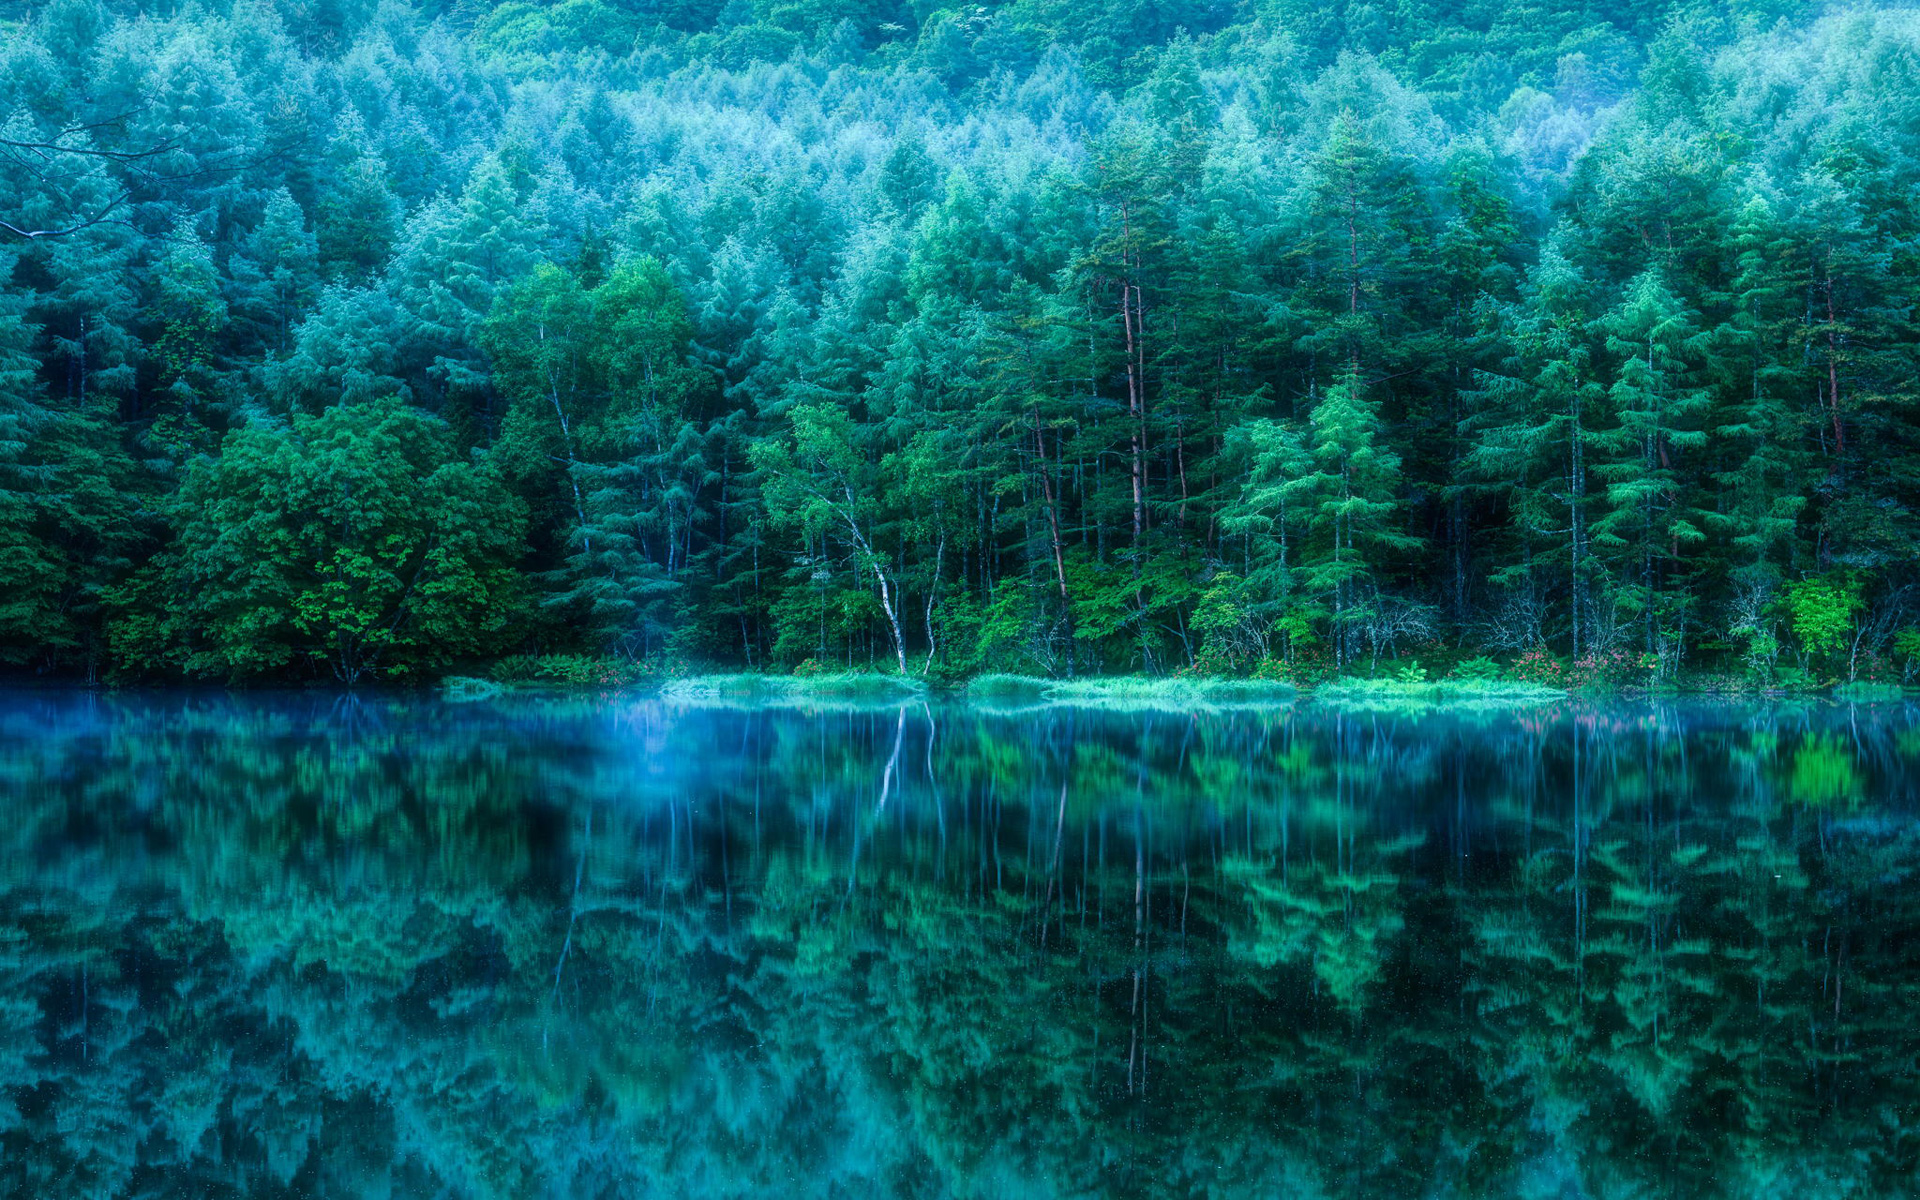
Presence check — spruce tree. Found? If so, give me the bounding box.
[1591,269,1712,668]
[1289,371,1421,666]
[1463,242,1606,656]
[148,220,228,452]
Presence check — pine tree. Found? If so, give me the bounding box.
[1705,194,1811,597]
[148,220,229,452]
[227,188,319,360]
[1221,416,1315,661]
[581,259,712,656]
[1292,109,1431,379]
[314,116,401,281]
[1288,371,1422,666]
[1463,241,1606,656]
[1590,269,1712,668]
[0,248,62,664]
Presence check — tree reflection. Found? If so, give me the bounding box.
[2,692,1919,1196]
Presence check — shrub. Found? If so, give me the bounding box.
[1566,648,1643,689]
[1507,646,1568,688]
[488,654,647,689]
[1450,657,1503,682]
[1781,574,1864,661]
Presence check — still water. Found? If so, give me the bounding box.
[2,689,1918,1198]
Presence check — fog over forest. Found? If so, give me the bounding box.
[3,0,1918,686]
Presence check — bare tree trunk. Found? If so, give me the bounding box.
[1123,279,1145,546]
[840,490,909,674]
[922,535,944,674]
[1036,424,1073,617]
[1821,257,1846,459]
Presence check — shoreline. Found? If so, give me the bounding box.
[436,670,1909,709]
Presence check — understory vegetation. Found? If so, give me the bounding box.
[6,0,1920,689]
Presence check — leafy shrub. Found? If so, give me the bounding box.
[488,654,647,689]
[1772,665,1816,692]
[1781,574,1864,660]
[1450,657,1503,682]
[1507,647,1568,688]
[662,672,927,705]
[1248,648,1334,686]
[964,674,1295,711]
[1566,648,1645,688]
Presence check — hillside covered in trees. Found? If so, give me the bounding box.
[3,0,1919,685]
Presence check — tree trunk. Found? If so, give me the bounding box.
[841,491,909,674]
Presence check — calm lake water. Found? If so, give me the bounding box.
[2,689,1919,1198]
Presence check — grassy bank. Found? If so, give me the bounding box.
[965,674,1297,712]
[658,672,929,707]
[444,657,1905,711]
[1310,677,1568,711]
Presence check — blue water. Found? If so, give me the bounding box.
[2,689,1917,1198]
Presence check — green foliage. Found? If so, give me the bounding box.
[5,0,1920,692]
[488,653,649,688]
[110,399,526,682]
[660,670,927,705]
[1450,656,1503,681]
[1780,574,1864,661]
[1312,676,1565,709]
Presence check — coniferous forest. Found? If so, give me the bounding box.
[5,0,1920,687]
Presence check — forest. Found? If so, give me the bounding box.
[3,0,1919,687]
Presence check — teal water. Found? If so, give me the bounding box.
[2,690,1919,1198]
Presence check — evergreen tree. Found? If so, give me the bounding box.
[1288,371,1422,665]
[1464,241,1606,656]
[1589,269,1712,668]
[147,220,229,451]
[227,188,320,361]
[313,116,401,281]
[1704,193,1812,648]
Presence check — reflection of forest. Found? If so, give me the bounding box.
[2,692,1919,1198]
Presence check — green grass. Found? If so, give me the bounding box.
[1310,677,1566,709]
[964,674,1296,712]
[659,672,929,707]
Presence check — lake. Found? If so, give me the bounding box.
[2,688,1918,1198]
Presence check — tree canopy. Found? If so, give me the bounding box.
[3,0,1920,684]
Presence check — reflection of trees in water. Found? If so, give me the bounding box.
[2,694,1920,1197]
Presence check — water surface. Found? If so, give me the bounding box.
[3,689,1918,1198]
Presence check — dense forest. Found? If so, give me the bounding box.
[3,0,1919,686]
